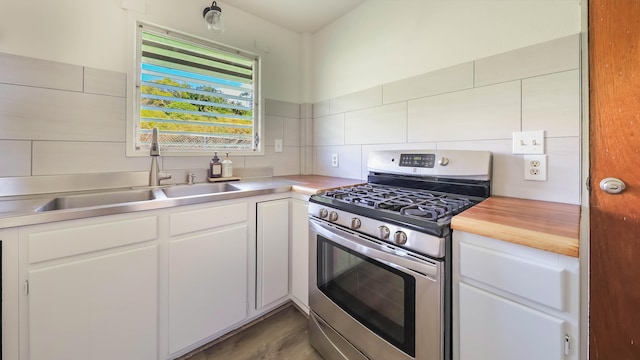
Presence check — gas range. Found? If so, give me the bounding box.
[308,150,492,360]
[309,149,492,257]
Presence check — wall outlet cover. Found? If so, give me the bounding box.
[331,153,339,167]
[524,154,547,181]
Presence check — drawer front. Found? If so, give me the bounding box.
[460,241,565,311]
[169,202,247,236]
[28,216,158,264]
[459,283,565,360]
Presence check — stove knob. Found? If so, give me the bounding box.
[319,208,329,218]
[379,226,391,240]
[438,157,450,166]
[350,218,362,229]
[329,211,339,222]
[394,231,408,245]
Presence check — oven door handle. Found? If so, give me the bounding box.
[310,218,440,280]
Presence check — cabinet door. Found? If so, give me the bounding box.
[168,224,248,354]
[290,199,309,311]
[28,246,158,360]
[256,199,289,308]
[459,283,565,360]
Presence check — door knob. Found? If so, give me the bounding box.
[599,177,626,194]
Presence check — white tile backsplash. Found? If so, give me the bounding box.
[313,34,582,204]
[0,84,126,141]
[0,52,83,91]
[264,99,300,118]
[265,115,284,145]
[84,67,127,97]
[283,117,301,147]
[32,141,149,175]
[474,34,580,87]
[313,113,345,146]
[436,138,580,204]
[383,62,474,104]
[522,70,581,137]
[314,145,362,179]
[345,102,407,145]
[246,145,300,176]
[0,140,32,177]
[312,100,330,118]
[330,86,382,114]
[408,81,522,142]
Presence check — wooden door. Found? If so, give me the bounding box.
[589,0,640,358]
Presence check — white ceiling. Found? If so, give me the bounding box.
[225,0,370,33]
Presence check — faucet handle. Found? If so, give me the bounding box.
[187,173,196,185]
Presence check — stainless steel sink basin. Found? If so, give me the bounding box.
[36,189,159,212]
[161,182,241,198]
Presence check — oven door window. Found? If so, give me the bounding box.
[317,235,416,357]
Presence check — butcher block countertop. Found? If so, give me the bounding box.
[279,175,365,196]
[452,196,581,258]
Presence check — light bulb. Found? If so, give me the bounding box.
[203,2,225,33]
[206,11,224,32]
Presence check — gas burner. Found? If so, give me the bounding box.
[319,184,478,222]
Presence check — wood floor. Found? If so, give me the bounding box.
[179,304,324,360]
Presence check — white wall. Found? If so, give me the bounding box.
[311,0,581,101]
[0,0,303,102]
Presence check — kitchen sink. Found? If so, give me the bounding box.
[161,182,241,198]
[36,189,159,212]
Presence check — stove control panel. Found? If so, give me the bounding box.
[367,149,492,181]
[399,153,436,168]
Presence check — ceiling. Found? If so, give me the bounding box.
[225,0,370,33]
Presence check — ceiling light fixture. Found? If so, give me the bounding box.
[203,1,225,32]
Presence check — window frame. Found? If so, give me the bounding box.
[131,22,262,157]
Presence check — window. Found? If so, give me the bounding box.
[135,24,260,154]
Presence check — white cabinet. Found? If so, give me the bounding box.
[22,214,160,360]
[290,198,309,312]
[453,231,579,360]
[167,202,248,355]
[256,199,290,309]
[459,283,565,360]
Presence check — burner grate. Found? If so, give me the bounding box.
[321,184,477,222]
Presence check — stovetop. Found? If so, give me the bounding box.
[310,149,492,243]
[320,184,478,222]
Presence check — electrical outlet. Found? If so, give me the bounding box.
[524,155,547,181]
[513,130,545,154]
[331,153,339,167]
[274,139,283,153]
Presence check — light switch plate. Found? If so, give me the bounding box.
[513,130,545,154]
[274,139,283,153]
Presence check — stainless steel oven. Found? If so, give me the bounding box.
[308,150,492,360]
[309,216,444,360]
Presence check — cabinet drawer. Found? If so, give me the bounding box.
[28,216,158,264]
[460,241,565,311]
[459,283,565,360]
[169,202,247,236]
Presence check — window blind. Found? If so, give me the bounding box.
[137,25,258,152]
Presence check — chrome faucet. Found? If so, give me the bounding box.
[149,128,172,186]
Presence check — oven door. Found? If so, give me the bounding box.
[309,217,443,360]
